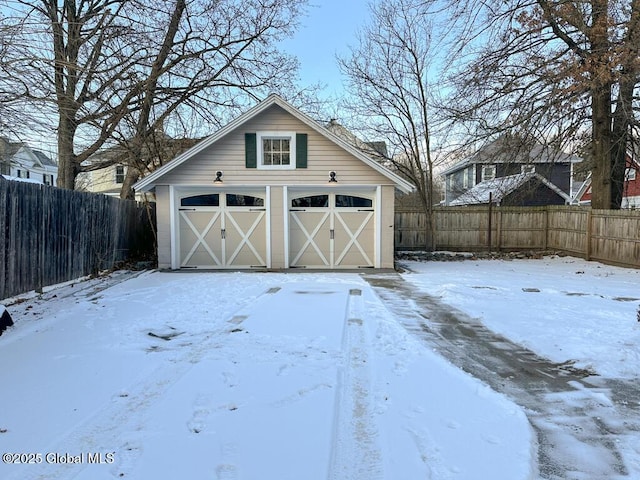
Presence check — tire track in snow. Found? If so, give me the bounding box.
[328,288,383,480]
[364,273,640,480]
[2,286,280,480]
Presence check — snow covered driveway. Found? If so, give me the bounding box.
[0,271,533,480]
[377,256,640,480]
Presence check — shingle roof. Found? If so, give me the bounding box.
[32,150,57,167]
[441,135,582,176]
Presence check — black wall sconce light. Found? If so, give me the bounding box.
[214,171,223,183]
[329,171,337,183]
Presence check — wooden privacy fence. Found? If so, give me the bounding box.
[1,177,155,300]
[395,206,640,268]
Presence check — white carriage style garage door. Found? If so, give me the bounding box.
[178,191,267,268]
[289,192,375,268]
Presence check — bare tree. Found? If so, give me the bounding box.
[338,0,444,250]
[0,0,307,193]
[442,0,640,210]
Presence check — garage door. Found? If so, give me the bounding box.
[178,192,267,268]
[289,193,375,268]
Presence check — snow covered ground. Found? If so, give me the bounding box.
[400,255,640,380]
[0,255,637,479]
[397,255,640,479]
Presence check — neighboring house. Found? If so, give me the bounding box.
[575,155,640,209]
[78,162,130,197]
[79,137,200,199]
[325,119,389,159]
[0,137,58,185]
[442,135,581,206]
[134,94,414,270]
[449,172,571,206]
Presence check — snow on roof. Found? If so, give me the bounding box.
[450,172,570,205]
[1,174,46,185]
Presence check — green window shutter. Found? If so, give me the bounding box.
[245,133,257,168]
[296,133,307,168]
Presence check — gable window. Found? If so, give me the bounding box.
[263,138,290,166]
[521,164,535,174]
[115,165,126,184]
[481,165,496,181]
[246,132,307,169]
[625,168,636,181]
[257,131,296,169]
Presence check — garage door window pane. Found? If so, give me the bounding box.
[291,195,329,208]
[181,194,220,206]
[226,194,264,207]
[335,195,372,208]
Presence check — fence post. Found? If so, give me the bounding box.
[488,192,493,251]
[544,206,549,251]
[585,209,592,261]
[496,207,503,251]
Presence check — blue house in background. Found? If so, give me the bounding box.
[442,135,581,206]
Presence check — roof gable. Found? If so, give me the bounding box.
[32,150,57,168]
[134,94,414,193]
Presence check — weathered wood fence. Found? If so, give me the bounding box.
[395,206,640,268]
[1,177,156,300]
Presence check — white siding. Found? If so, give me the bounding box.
[380,185,396,268]
[155,186,172,269]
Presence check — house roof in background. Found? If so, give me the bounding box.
[32,150,57,168]
[83,135,202,168]
[441,135,582,176]
[0,137,24,159]
[1,137,57,170]
[450,172,571,205]
[325,120,388,158]
[134,94,414,193]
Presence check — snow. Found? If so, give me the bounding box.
[0,255,638,479]
[402,255,640,379]
[1,175,45,185]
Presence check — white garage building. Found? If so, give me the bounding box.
[134,94,414,270]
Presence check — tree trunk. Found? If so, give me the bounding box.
[417,180,435,252]
[589,85,613,210]
[119,165,140,200]
[588,0,615,210]
[610,112,629,209]
[56,117,78,190]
